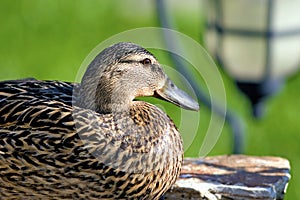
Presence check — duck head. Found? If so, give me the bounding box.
[79,42,199,113]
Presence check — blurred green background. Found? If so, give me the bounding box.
[0,0,299,199]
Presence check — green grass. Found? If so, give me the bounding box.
[1,1,300,199]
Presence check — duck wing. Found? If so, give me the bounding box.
[0,80,96,198]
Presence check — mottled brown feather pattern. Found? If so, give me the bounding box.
[0,42,199,199]
[0,79,182,199]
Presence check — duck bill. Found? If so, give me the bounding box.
[155,78,199,111]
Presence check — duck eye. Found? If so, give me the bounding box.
[141,58,152,65]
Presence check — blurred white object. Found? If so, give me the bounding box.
[205,0,300,82]
[204,0,300,117]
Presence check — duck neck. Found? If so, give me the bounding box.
[77,83,134,114]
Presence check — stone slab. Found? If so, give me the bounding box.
[164,155,291,200]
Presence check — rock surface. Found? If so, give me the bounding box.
[164,155,291,200]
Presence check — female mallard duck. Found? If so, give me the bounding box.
[0,42,199,199]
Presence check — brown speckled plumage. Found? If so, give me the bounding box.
[0,42,198,199]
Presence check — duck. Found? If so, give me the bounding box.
[0,42,199,199]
